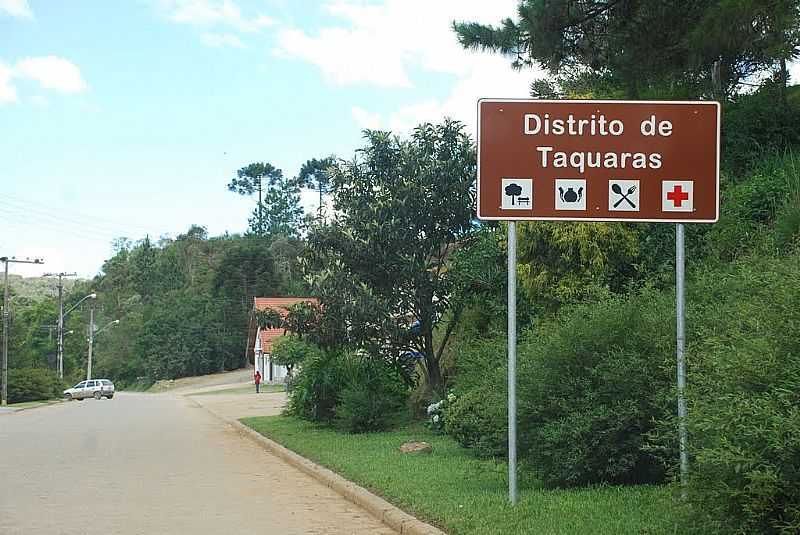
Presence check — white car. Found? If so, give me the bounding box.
[63,379,115,400]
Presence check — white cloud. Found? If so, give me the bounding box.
[351,106,382,130]
[275,0,530,89]
[277,27,411,87]
[0,0,33,19]
[276,1,538,134]
[0,62,18,103]
[201,32,247,48]
[0,56,88,105]
[389,54,534,135]
[159,0,274,32]
[14,56,88,93]
[30,95,49,107]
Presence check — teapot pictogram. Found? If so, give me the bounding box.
[559,186,583,203]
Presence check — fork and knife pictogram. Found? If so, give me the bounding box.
[612,183,637,208]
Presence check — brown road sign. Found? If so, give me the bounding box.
[477,99,720,222]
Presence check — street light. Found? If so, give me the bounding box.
[2,256,45,406]
[95,319,120,337]
[86,317,120,381]
[58,292,96,380]
[64,293,96,318]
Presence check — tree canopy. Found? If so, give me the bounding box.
[297,156,337,215]
[304,119,477,394]
[453,0,800,99]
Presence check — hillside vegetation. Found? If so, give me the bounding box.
[2,274,80,302]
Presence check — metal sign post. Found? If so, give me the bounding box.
[507,221,518,505]
[676,223,689,493]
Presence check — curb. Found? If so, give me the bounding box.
[188,396,447,535]
[0,399,66,414]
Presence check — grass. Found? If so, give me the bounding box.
[242,416,679,535]
[7,399,63,409]
[120,378,156,392]
[189,384,284,396]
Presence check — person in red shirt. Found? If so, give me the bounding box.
[254,370,262,393]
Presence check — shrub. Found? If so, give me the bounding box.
[287,347,410,432]
[444,388,507,458]
[517,290,675,487]
[286,349,346,423]
[425,395,449,433]
[673,253,800,534]
[446,289,675,485]
[773,152,800,248]
[8,367,65,403]
[336,355,408,433]
[722,83,800,174]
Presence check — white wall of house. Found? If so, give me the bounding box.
[254,328,288,382]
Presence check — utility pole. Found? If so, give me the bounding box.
[86,301,94,381]
[1,256,45,406]
[44,272,77,379]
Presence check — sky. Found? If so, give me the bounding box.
[0,0,538,279]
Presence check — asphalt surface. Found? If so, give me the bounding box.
[0,392,394,535]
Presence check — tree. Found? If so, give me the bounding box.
[269,236,307,294]
[213,236,283,369]
[283,301,321,339]
[688,0,800,101]
[252,175,304,238]
[227,162,283,236]
[255,307,282,329]
[453,0,800,99]
[305,119,476,396]
[516,221,640,312]
[297,156,337,216]
[129,236,158,302]
[271,335,320,376]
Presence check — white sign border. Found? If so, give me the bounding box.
[476,98,721,223]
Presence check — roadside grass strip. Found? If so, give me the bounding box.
[241,416,677,535]
[189,384,284,396]
[7,399,63,409]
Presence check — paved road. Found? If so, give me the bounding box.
[0,392,394,535]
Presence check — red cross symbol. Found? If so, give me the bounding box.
[667,185,690,207]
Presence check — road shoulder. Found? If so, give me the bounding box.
[189,393,447,535]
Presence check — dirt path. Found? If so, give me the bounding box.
[0,391,394,535]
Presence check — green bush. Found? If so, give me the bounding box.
[286,348,346,423]
[722,83,800,174]
[773,153,800,248]
[444,388,507,458]
[287,348,409,432]
[517,290,675,487]
[775,199,800,249]
[8,367,65,403]
[674,253,800,534]
[336,355,408,433]
[446,289,675,486]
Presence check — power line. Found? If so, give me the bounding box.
[0,193,164,235]
[0,200,148,239]
[0,212,120,244]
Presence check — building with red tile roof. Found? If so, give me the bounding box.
[246,296,319,382]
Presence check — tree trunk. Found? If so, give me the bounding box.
[780,57,788,108]
[422,323,443,398]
